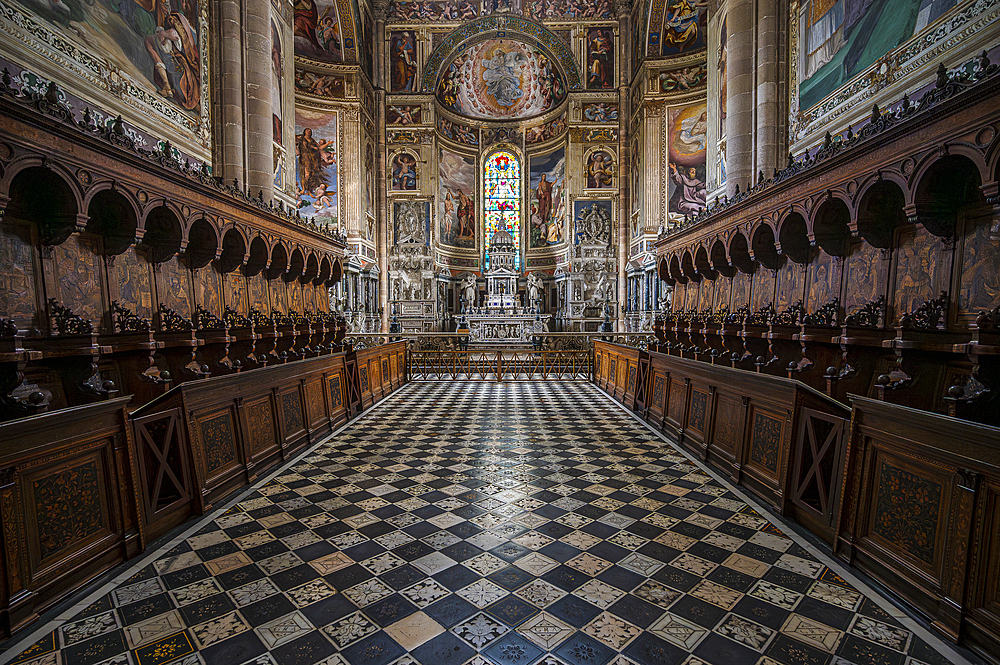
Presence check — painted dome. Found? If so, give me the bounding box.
[436,38,567,122]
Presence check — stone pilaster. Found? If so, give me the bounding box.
[218,0,244,185]
[616,0,630,331]
[244,0,273,201]
[725,0,754,195]
[756,0,779,178]
[375,0,389,332]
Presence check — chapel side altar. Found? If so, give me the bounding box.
[460,308,551,345]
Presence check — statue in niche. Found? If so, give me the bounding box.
[461,273,478,308]
[527,272,542,308]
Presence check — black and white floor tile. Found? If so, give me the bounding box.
[0,382,975,665]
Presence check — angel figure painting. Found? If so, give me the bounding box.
[294,0,345,62]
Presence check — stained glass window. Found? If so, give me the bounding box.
[483,150,521,271]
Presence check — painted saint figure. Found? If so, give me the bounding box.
[588,29,614,89]
[391,31,417,92]
[391,153,418,190]
[669,163,706,214]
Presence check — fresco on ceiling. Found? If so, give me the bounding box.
[652,0,708,57]
[529,148,566,248]
[295,109,338,225]
[387,0,611,21]
[294,0,347,61]
[439,150,477,249]
[667,102,707,221]
[798,0,958,111]
[1,0,203,116]
[436,39,566,121]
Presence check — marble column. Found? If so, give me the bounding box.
[726,0,754,195]
[244,0,273,201]
[218,0,244,186]
[756,0,779,179]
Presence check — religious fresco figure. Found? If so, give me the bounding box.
[482,48,526,107]
[587,28,614,89]
[391,31,418,92]
[391,153,418,191]
[661,0,707,55]
[587,152,615,189]
[668,163,706,214]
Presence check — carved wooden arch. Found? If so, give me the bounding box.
[909,148,987,239]
[138,200,186,262]
[749,220,783,270]
[657,255,673,285]
[216,223,250,273]
[138,198,186,235]
[183,215,222,269]
[81,179,143,224]
[668,253,686,284]
[727,229,754,274]
[776,208,812,264]
[693,244,715,279]
[853,175,908,249]
[808,192,853,257]
[908,142,990,196]
[853,168,910,209]
[301,251,320,284]
[0,154,85,213]
[244,234,272,277]
[286,246,306,282]
[804,189,854,236]
[268,241,291,277]
[680,248,700,282]
[709,236,733,275]
[316,255,333,286]
[79,179,144,255]
[330,256,344,285]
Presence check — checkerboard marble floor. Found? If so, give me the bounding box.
[3,382,967,665]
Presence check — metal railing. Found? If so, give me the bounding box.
[342,332,654,381]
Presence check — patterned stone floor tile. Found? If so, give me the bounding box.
[1,382,968,665]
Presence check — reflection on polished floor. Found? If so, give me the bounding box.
[2,382,969,665]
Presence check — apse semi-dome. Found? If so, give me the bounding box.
[435,38,568,121]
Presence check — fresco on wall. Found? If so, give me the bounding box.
[439,150,476,249]
[391,152,418,191]
[438,118,480,147]
[656,0,708,56]
[718,17,727,187]
[295,109,338,225]
[294,0,346,61]
[582,103,618,122]
[586,150,616,189]
[1,0,203,122]
[294,71,346,97]
[667,102,707,220]
[529,148,566,248]
[364,142,374,215]
[272,21,283,144]
[798,0,958,111]
[388,105,421,125]
[436,39,567,121]
[390,31,418,92]
[586,28,614,90]
[524,113,567,144]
